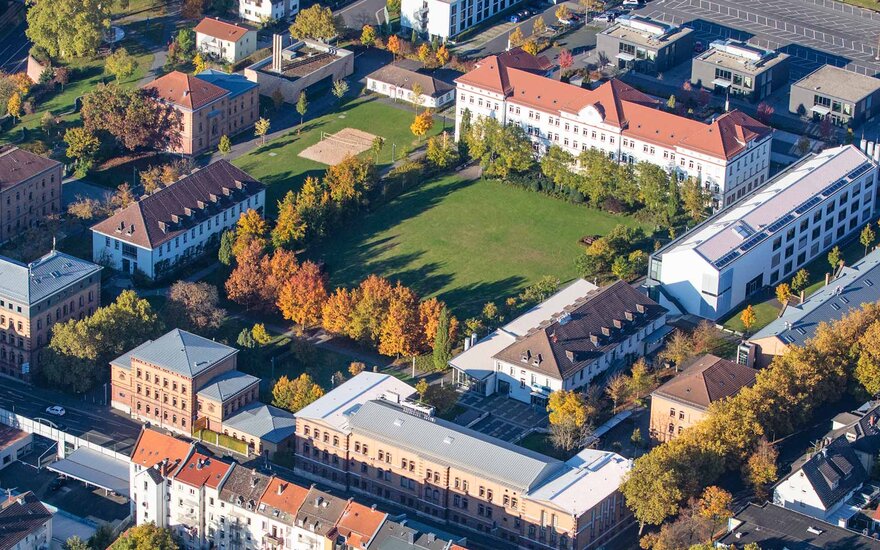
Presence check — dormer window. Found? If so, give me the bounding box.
[601,326,611,336]
[613,319,623,329]
[636,303,646,314]
[624,311,634,321]
[590,334,600,345]
[521,350,531,363]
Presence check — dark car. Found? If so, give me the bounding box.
[48,478,68,492]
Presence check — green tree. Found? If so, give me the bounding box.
[272,190,307,248]
[332,79,349,102]
[681,177,709,221]
[64,127,99,168]
[289,5,337,41]
[176,28,195,56]
[272,373,325,412]
[621,448,684,533]
[636,162,673,224]
[65,536,90,550]
[611,255,635,281]
[540,145,577,190]
[790,268,809,295]
[828,245,842,272]
[26,0,110,59]
[237,327,256,348]
[105,47,138,81]
[109,523,177,550]
[218,134,231,156]
[296,91,308,131]
[40,111,56,135]
[254,117,270,145]
[861,224,876,256]
[432,306,453,371]
[218,229,235,265]
[425,132,458,169]
[519,275,560,303]
[360,24,376,46]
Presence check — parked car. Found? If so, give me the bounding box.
[595,11,616,22]
[622,0,643,6]
[48,478,68,491]
[45,405,66,416]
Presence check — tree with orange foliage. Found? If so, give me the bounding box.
[322,287,360,336]
[263,248,298,296]
[324,154,375,205]
[225,241,270,310]
[277,261,328,327]
[435,44,450,66]
[233,208,269,257]
[10,73,32,95]
[418,297,443,349]
[410,110,434,141]
[349,274,394,344]
[378,283,421,357]
[387,35,401,61]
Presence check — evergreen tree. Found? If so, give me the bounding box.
[432,306,452,370]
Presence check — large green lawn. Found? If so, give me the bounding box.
[232,97,446,215]
[313,174,649,319]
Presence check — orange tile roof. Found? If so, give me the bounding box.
[174,452,232,489]
[259,477,310,516]
[131,428,194,476]
[143,71,228,110]
[336,501,387,549]
[194,17,252,42]
[456,52,771,161]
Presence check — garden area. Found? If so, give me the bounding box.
[232,97,447,214]
[313,173,650,319]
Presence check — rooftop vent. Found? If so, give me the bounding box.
[443,436,454,445]
[807,526,824,535]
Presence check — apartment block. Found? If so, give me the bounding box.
[238,0,297,24]
[455,52,772,208]
[143,70,259,156]
[0,251,101,382]
[451,280,668,406]
[0,492,52,550]
[90,160,265,280]
[0,146,62,244]
[789,65,880,128]
[295,373,633,550]
[401,0,524,40]
[690,39,790,102]
[648,145,879,320]
[649,354,756,443]
[194,18,257,64]
[596,15,694,75]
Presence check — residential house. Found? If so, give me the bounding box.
[790,65,880,127]
[211,463,271,549]
[744,247,880,367]
[294,487,348,548]
[690,39,790,102]
[0,146,62,245]
[455,52,772,207]
[143,70,259,156]
[238,0,297,25]
[335,500,388,549]
[0,251,101,382]
[169,452,234,548]
[648,144,879,320]
[128,427,196,524]
[825,401,880,475]
[366,65,456,108]
[596,15,695,75]
[451,279,668,406]
[649,354,756,442]
[773,436,867,524]
[0,492,52,550]
[194,18,257,64]
[90,160,265,279]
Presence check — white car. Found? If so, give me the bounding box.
[45,406,66,416]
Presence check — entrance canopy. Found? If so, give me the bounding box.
[811,105,832,116]
[712,78,732,88]
[48,447,129,497]
[615,52,636,61]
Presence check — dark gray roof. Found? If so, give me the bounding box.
[0,146,61,190]
[652,354,756,410]
[787,436,867,509]
[110,329,237,377]
[219,463,272,511]
[827,402,880,461]
[718,502,880,549]
[0,251,101,305]
[197,370,260,401]
[368,519,464,550]
[0,492,51,550]
[295,488,348,537]
[366,64,454,97]
[751,247,880,347]
[348,400,564,492]
[222,403,296,444]
[493,281,666,380]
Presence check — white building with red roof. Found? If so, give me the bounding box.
[455,52,773,208]
[194,18,257,64]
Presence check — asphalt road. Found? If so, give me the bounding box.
[639,0,880,80]
[0,377,143,455]
[0,6,30,74]
[336,0,388,30]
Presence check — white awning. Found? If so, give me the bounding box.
[711,78,732,88]
[615,52,635,61]
[811,105,832,116]
[48,447,130,497]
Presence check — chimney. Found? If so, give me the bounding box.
[464,338,471,351]
[277,483,284,495]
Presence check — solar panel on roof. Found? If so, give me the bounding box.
[714,251,740,268]
[766,214,795,234]
[793,196,822,215]
[846,163,871,181]
[821,178,848,197]
[739,233,767,252]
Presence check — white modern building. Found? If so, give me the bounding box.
[455,52,774,207]
[648,144,879,320]
[451,279,668,406]
[194,18,257,64]
[238,0,297,25]
[90,160,265,280]
[402,0,524,40]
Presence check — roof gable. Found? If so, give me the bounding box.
[652,354,757,409]
[194,17,252,42]
[143,70,228,110]
[122,329,237,378]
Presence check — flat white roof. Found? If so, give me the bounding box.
[450,279,598,380]
[669,145,873,267]
[295,372,416,433]
[48,447,130,497]
[526,448,631,516]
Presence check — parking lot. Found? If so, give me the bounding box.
[640,0,880,80]
[457,392,548,442]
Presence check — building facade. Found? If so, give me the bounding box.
[295,374,633,550]
[0,251,101,382]
[238,0,297,24]
[649,354,756,443]
[194,18,258,64]
[401,0,523,40]
[0,426,32,470]
[90,160,265,280]
[596,15,694,75]
[690,39,790,102]
[143,70,259,156]
[789,65,880,127]
[455,52,772,208]
[648,145,879,320]
[0,146,62,245]
[366,65,456,108]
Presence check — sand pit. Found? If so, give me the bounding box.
[298,128,378,165]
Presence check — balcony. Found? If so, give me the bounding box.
[263,533,283,548]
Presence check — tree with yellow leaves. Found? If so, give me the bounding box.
[508,26,525,48]
[193,52,207,74]
[435,44,450,66]
[555,4,571,22]
[272,373,324,412]
[548,389,593,451]
[7,92,21,121]
[378,282,421,357]
[775,283,792,307]
[740,304,757,334]
[410,109,433,140]
[418,42,432,64]
[232,208,269,257]
[322,287,360,336]
[522,40,539,56]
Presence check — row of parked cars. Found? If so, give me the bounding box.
[508,0,647,25]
